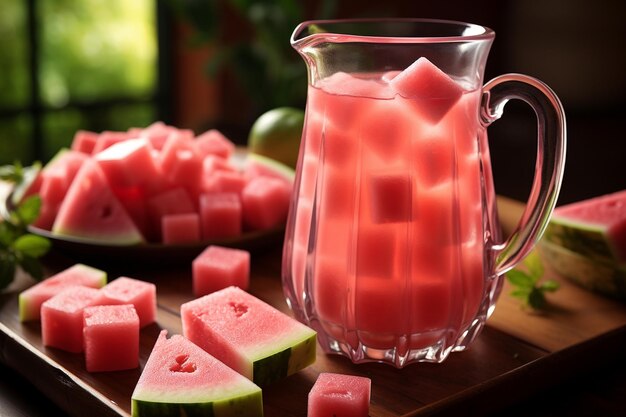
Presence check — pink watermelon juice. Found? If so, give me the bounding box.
[285,67,490,358]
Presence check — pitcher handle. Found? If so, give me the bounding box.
[481,74,567,275]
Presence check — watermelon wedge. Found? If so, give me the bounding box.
[52,160,144,245]
[544,190,626,266]
[181,286,316,386]
[131,330,263,417]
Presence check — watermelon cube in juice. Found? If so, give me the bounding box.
[192,245,250,296]
[181,286,316,386]
[41,286,101,353]
[83,304,140,372]
[97,277,157,328]
[308,373,371,417]
[19,263,107,322]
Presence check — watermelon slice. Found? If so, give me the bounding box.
[544,190,626,266]
[52,160,144,245]
[19,263,107,321]
[181,286,316,386]
[540,241,626,301]
[131,330,263,417]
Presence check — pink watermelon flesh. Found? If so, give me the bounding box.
[71,130,99,154]
[52,160,144,245]
[195,129,236,159]
[146,187,196,239]
[96,277,157,328]
[199,192,242,239]
[41,286,101,353]
[83,304,140,372]
[19,263,107,322]
[162,213,201,244]
[131,330,263,416]
[389,57,463,123]
[94,138,161,190]
[180,286,316,386]
[308,373,371,417]
[241,176,291,231]
[553,189,626,262]
[192,245,250,296]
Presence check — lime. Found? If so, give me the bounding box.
[248,107,304,169]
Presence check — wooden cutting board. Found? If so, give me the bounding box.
[1,194,625,417]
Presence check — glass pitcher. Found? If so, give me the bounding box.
[281,19,566,367]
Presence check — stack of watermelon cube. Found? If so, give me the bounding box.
[22,122,293,245]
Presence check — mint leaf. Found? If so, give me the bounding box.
[524,251,544,280]
[507,251,559,311]
[506,269,534,289]
[540,279,560,292]
[18,255,44,281]
[528,287,546,310]
[0,252,17,290]
[13,234,51,258]
[16,195,42,226]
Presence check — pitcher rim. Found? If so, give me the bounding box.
[291,18,495,47]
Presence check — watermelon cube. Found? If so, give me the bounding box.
[147,187,196,240]
[241,176,291,230]
[181,286,316,386]
[389,57,463,123]
[131,330,263,417]
[162,213,201,244]
[19,263,107,322]
[83,304,140,372]
[92,131,132,154]
[195,129,236,159]
[97,277,157,328]
[159,135,204,199]
[308,373,371,417]
[94,138,161,190]
[192,246,250,296]
[71,130,99,154]
[41,286,101,353]
[138,121,178,150]
[199,192,242,239]
[202,170,248,195]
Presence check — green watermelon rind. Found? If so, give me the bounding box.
[131,390,263,417]
[18,263,107,321]
[543,216,623,266]
[539,240,626,301]
[251,330,316,386]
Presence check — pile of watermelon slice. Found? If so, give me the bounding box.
[19,122,294,245]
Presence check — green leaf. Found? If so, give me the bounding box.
[13,234,51,258]
[18,255,44,281]
[540,279,560,292]
[0,221,18,247]
[0,252,17,290]
[510,288,532,300]
[528,288,546,310]
[506,269,534,289]
[0,161,24,183]
[16,195,42,226]
[524,251,544,279]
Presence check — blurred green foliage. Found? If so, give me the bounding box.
[0,0,158,164]
[170,0,337,116]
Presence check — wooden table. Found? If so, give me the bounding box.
[1,196,626,417]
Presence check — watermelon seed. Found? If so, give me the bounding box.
[100,205,113,218]
[228,301,249,318]
[169,354,197,373]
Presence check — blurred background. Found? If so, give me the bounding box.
[0,0,624,204]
